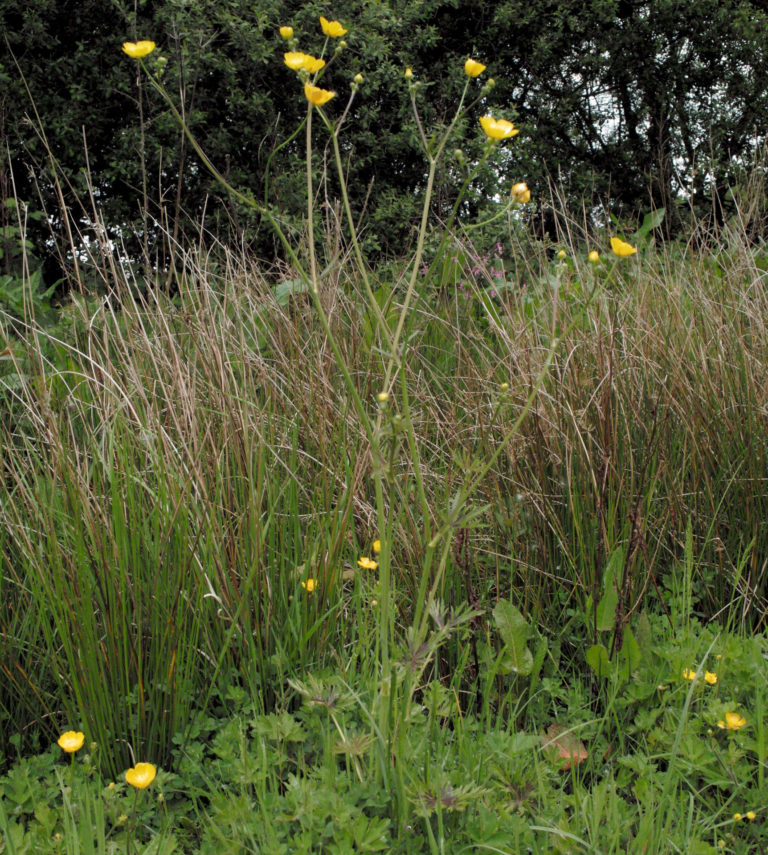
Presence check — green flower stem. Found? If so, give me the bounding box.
[319,105,393,352]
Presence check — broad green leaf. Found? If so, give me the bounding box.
[586,643,610,678]
[619,626,642,676]
[273,277,309,307]
[633,208,666,242]
[494,600,533,676]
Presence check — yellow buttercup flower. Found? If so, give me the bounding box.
[284,52,325,73]
[404,67,413,79]
[320,16,347,37]
[511,182,531,203]
[125,762,156,789]
[303,55,326,74]
[588,250,600,263]
[733,813,743,822]
[718,712,747,731]
[57,731,85,753]
[357,556,378,570]
[279,26,294,40]
[372,540,381,554]
[301,578,318,593]
[464,58,486,77]
[704,671,718,685]
[479,116,518,140]
[304,82,336,106]
[284,51,308,70]
[610,236,637,257]
[376,391,389,403]
[746,811,756,821]
[122,41,156,59]
[682,668,697,681]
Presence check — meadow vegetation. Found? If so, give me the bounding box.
[1,16,768,855]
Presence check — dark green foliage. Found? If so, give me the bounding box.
[4,0,768,270]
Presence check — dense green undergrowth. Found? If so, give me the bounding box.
[2,229,768,853]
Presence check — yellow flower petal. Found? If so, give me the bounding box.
[404,67,413,79]
[304,82,336,106]
[511,182,531,203]
[57,731,85,753]
[610,236,637,257]
[279,26,294,40]
[125,762,156,789]
[717,712,747,730]
[588,250,600,263]
[303,55,326,74]
[122,41,156,59]
[301,578,318,593]
[479,116,518,140]
[357,556,378,570]
[372,540,381,554]
[682,668,697,681]
[464,58,486,78]
[704,671,717,685]
[319,16,347,37]
[284,51,308,70]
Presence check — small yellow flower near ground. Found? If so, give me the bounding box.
[357,556,378,570]
[499,382,509,392]
[734,813,743,822]
[718,712,747,731]
[479,116,518,140]
[301,578,318,593]
[376,391,389,403]
[354,73,363,84]
[405,67,413,79]
[683,668,697,681]
[279,26,294,40]
[125,762,156,789]
[304,82,336,106]
[588,250,600,263]
[557,249,567,259]
[122,41,155,59]
[373,540,381,554]
[704,671,717,684]
[511,182,531,203]
[57,731,85,753]
[464,58,486,77]
[320,16,347,37]
[746,810,756,821]
[610,236,637,257]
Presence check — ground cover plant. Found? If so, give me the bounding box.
[2,14,768,854]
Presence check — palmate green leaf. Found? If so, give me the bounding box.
[493,599,533,676]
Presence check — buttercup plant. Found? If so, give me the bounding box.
[125,13,563,793]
